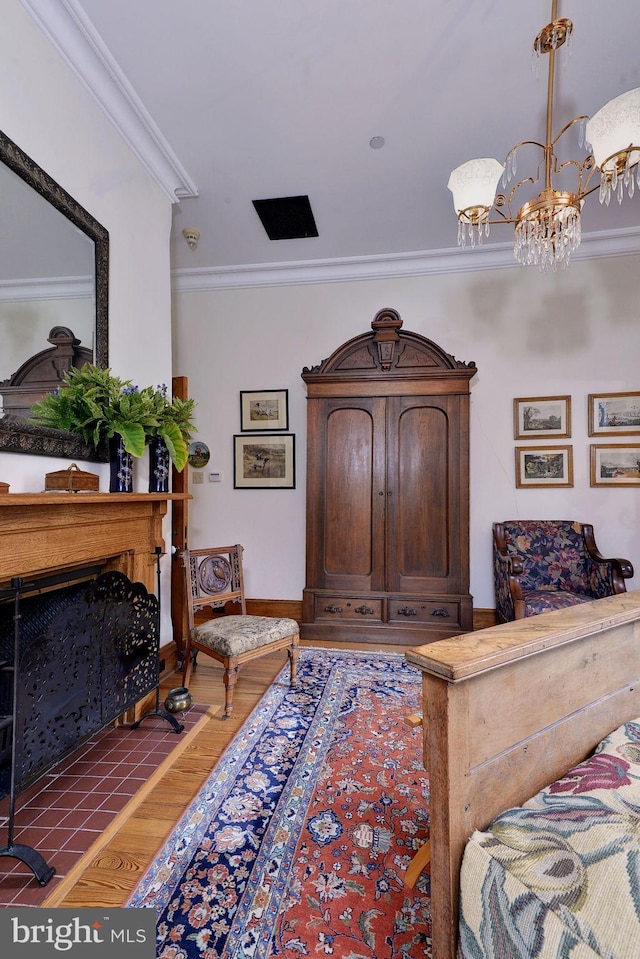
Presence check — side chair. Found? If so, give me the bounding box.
[493,519,634,623]
[181,544,299,718]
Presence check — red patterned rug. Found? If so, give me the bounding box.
[128,648,431,958]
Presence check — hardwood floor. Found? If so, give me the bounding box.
[45,640,414,907]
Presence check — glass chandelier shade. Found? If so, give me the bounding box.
[448,2,640,272]
[447,158,504,247]
[586,87,640,205]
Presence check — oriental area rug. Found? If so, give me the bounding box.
[128,648,432,958]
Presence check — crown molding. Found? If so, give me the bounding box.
[172,226,640,293]
[19,0,198,203]
[0,275,93,302]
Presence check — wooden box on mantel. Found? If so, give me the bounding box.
[0,482,8,494]
[45,463,99,492]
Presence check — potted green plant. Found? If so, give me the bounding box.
[145,384,196,489]
[31,365,196,491]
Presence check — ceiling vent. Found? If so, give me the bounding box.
[252,195,318,240]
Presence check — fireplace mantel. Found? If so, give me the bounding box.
[0,492,188,593]
[0,494,190,882]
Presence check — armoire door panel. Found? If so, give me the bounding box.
[387,397,461,593]
[320,399,386,591]
[325,407,373,576]
[399,404,448,578]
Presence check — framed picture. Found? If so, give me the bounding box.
[588,391,640,436]
[515,445,573,488]
[513,395,571,440]
[590,444,640,487]
[233,434,295,489]
[240,389,289,431]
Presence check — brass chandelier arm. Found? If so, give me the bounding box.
[485,113,602,222]
[504,124,592,158]
[480,184,602,229]
[483,177,601,228]
[549,114,590,149]
[502,160,599,219]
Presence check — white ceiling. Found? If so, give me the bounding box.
[25,0,640,277]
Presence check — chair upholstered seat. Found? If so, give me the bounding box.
[191,614,300,657]
[518,587,593,615]
[181,544,299,718]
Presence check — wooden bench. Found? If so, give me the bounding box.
[405,591,640,959]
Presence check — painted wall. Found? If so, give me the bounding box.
[1,0,175,634]
[173,254,640,610]
[0,0,173,493]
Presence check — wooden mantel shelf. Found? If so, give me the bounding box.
[0,492,189,506]
[0,492,190,591]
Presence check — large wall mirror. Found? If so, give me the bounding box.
[0,130,109,462]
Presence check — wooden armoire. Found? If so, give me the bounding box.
[301,308,476,646]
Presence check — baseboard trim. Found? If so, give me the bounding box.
[159,640,178,676]
[195,599,497,632]
[473,608,497,630]
[246,598,303,620]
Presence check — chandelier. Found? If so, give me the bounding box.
[447,1,640,272]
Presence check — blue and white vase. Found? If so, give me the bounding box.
[109,435,134,493]
[149,436,170,493]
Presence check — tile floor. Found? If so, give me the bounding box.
[0,703,204,907]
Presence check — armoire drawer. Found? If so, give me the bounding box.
[387,598,461,627]
[315,596,383,622]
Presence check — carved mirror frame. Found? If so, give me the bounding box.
[0,130,109,462]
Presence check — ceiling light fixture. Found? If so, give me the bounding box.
[448,0,640,273]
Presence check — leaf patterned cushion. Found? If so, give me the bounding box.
[459,718,640,958]
[503,521,589,595]
[192,615,298,657]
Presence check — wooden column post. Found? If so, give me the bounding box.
[171,375,190,663]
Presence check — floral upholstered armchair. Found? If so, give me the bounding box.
[493,520,634,623]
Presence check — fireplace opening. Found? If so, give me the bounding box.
[0,567,164,797]
[0,570,99,794]
[0,567,177,884]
